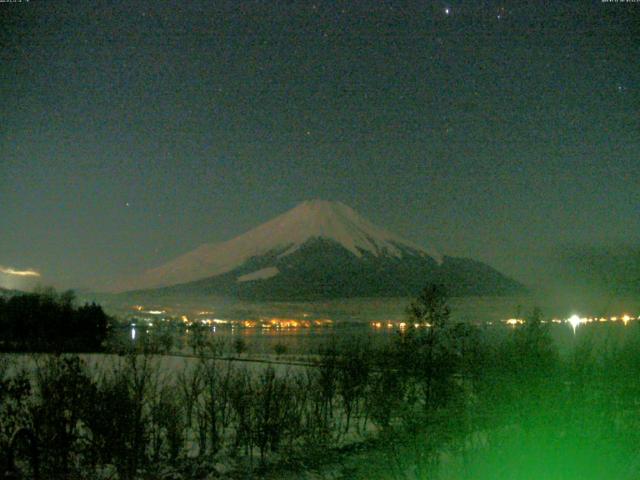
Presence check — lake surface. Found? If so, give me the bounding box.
[105,293,640,355]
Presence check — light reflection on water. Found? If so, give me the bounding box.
[128,315,640,356]
[116,295,640,355]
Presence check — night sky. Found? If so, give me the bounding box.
[1,0,638,291]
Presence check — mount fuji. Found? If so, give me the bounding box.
[117,200,523,299]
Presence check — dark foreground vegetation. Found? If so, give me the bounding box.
[0,289,111,353]
[1,285,640,479]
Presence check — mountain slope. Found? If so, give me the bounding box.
[118,200,523,299]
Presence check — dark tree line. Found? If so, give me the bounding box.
[0,289,111,352]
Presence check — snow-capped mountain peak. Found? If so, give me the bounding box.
[255,199,438,259]
[117,200,441,291]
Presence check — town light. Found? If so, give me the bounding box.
[568,315,582,334]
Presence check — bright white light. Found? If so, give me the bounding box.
[0,265,41,277]
[568,315,582,334]
[131,326,136,340]
[444,7,451,15]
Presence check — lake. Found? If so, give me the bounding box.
[105,292,640,356]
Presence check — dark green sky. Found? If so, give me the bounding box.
[1,0,638,290]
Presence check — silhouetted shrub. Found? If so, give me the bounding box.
[273,342,287,357]
[31,355,96,479]
[233,338,247,356]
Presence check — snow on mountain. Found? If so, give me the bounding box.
[119,200,441,291]
[237,267,280,282]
